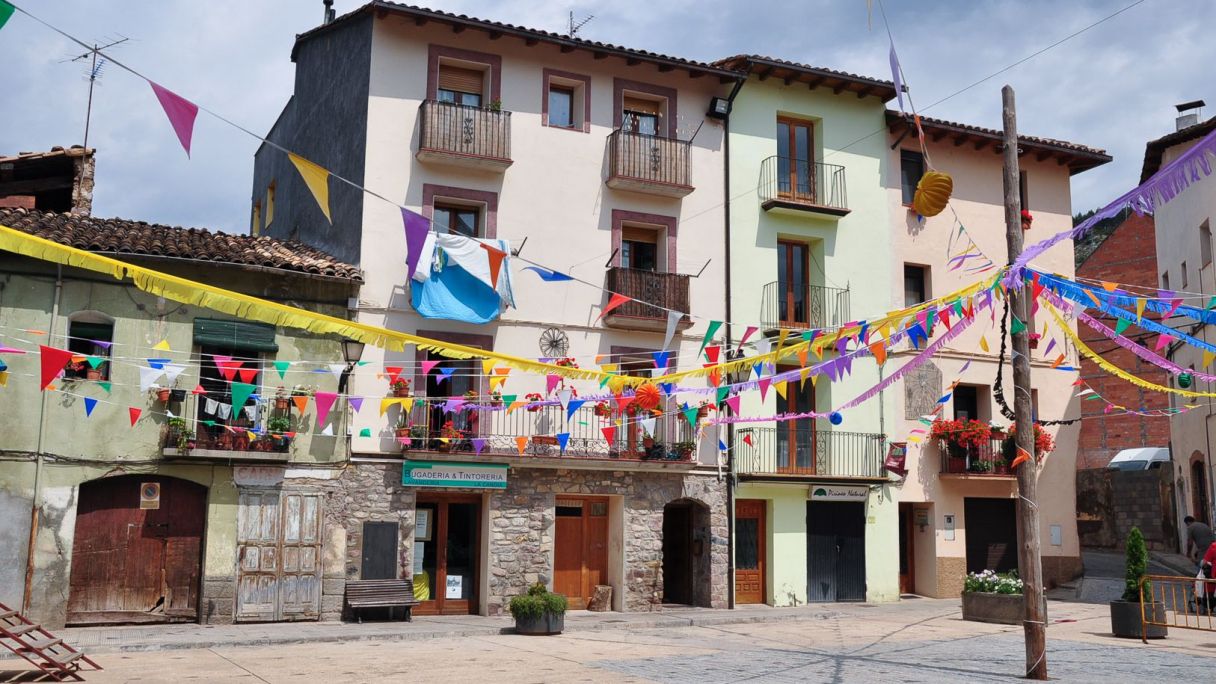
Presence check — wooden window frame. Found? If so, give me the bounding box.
[900,150,925,206]
[776,117,816,202]
[613,78,677,138]
[776,363,816,474]
[611,209,676,273]
[1201,220,1213,267]
[904,263,930,307]
[422,184,498,239]
[427,44,501,104]
[542,68,591,133]
[778,240,810,327]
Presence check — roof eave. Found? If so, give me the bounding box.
[726,56,897,102]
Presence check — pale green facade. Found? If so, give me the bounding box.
[726,63,899,605]
[0,249,356,627]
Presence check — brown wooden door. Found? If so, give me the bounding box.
[776,367,816,474]
[898,503,915,595]
[68,475,206,625]
[414,496,481,616]
[778,241,809,327]
[553,497,609,609]
[776,118,815,202]
[735,500,766,604]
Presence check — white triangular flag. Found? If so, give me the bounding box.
[662,310,683,352]
[163,363,187,385]
[320,423,334,436]
[557,389,573,412]
[641,416,656,436]
[139,366,165,392]
[755,336,772,357]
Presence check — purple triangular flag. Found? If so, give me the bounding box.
[348,396,364,413]
[443,398,465,414]
[403,208,430,281]
[148,81,199,158]
[472,437,487,456]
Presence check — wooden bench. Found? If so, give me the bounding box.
[345,579,420,623]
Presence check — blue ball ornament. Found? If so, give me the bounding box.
[829,412,843,425]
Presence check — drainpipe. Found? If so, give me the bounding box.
[722,74,745,610]
[24,265,63,613]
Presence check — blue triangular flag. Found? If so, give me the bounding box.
[660,383,674,396]
[147,358,168,370]
[436,367,456,384]
[651,350,670,369]
[719,439,728,451]
[557,433,570,453]
[566,399,586,421]
[84,397,98,416]
[522,265,573,282]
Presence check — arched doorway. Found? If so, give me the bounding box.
[68,475,207,625]
[1192,458,1209,525]
[661,499,711,607]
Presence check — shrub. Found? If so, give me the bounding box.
[963,569,1023,595]
[508,582,567,620]
[1123,527,1149,602]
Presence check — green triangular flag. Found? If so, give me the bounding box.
[600,375,612,388]
[501,394,516,406]
[953,300,964,318]
[230,381,256,416]
[715,386,729,405]
[801,330,814,341]
[683,405,699,428]
[356,360,370,366]
[98,381,112,393]
[274,360,290,379]
[86,355,105,368]
[359,427,372,437]
[1114,318,1131,335]
[699,321,723,354]
[0,2,14,32]
[1010,315,1027,335]
[1207,296,1216,311]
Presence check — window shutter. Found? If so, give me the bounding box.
[193,318,279,352]
[623,96,661,115]
[622,226,659,243]
[438,65,485,95]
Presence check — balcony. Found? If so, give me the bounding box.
[606,130,693,198]
[601,267,692,332]
[733,427,886,481]
[758,156,849,217]
[162,420,292,462]
[937,436,1016,478]
[416,100,512,171]
[399,400,696,465]
[759,281,850,332]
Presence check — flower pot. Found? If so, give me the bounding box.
[86,368,102,381]
[275,398,290,410]
[961,591,1025,625]
[947,456,968,473]
[393,387,411,398]
[396,428,412,440]
[155,388,171,403]
[1110,600,1167,639]
[513,612,564,636]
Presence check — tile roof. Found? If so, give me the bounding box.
[0,208,362,282]
[1140,115,1216,181]
[713,55,896,100]
[0,146,94,165]
[294,2,741,80]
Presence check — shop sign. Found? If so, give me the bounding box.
[402,461,508,489]
[809,484,869,502]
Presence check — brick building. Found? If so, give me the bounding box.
[1075,212,1171,469]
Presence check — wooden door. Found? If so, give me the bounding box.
[898,504,915,595]
[68,475,206,625]
[553,497,609,609]
[414,496,481,616]
[776,118,815,202]
[236,490,323,622]
[735,500,766,604]
[777,241,809,327]
[776,368,816,474]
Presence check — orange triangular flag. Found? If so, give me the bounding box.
[1101,281,1118,292]
[480,243,508,288]
[869,342,887,365]
[292,395,309,414]
[1011,446,1031,468]
[515,436,529,455]
[797,347,809,368]
[1051,354,1065,369]
[596,293,631,321]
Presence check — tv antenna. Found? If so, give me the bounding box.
[63,35,130,152]
[567,11,594,37]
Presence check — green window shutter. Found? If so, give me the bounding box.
[69,322,113,341]
[192,318,279,352]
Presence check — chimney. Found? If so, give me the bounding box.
[323,0,335,24]
[1176,99,1206,132]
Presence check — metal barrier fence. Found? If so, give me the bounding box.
[1139,573,1216,643]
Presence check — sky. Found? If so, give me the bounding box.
[1,0,1212,234]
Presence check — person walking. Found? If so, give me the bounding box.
[1185,516,1216,564]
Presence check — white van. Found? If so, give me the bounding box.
[1106,447,1171,471]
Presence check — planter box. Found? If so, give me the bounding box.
[514,613,564,636]
[962,591,1023,625]
[1110,600,1167,639]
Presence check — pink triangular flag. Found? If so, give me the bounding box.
[148,81,199,158]
[314,391,339,425]
[738,326,759,350]
[758,377,771,402]
[192,384,207,395]
[724,395,741,415]
[546,374,561,395]
[421,360,440,377]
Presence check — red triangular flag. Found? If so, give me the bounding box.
[480,243,508,288]
[128,407,142,426]
[743,433,754,447]
[595,293,631,321]
[601,426,616,443]
[238,367,259,384]
[38,345,73,389]
[704,345,721,364]
[148,81,199,158]
[216,359,243,382]
[192,384,207,395]
[385,366,404,385]
[615,394,634,414]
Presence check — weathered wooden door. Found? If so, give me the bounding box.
[236,490,322,622]
[67,475,206,625]
[735,499,766,604]
[553,497,609,609]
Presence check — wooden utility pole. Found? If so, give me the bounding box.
[1000,84,1047,680]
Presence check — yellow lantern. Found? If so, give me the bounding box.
[912,170,953,217]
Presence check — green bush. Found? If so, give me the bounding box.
[1123,526,1149,602]
[508,582,567,620]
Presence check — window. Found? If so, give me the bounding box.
[265,182,276,228]
[1202,220,1213,267]
[622,96,661,136]
[437,63,485,107]
[547,85,574,128]
[900,150,925,205]
[777,118,815,201]
[197,344,262,437]
[778,241,809,325]
[904,264,929,307]
[1182,261,1189,289]
[1019,171,1029,211]
[433,204,480,238]
[1162,272,1170,290]
[953,385,979,421]
[64,317,113,380]
[251,201,261,236]
[621,225,660,271]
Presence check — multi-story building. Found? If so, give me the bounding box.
[715,55,900,605]
[252,3,736,615]
[1145,107,1216,549]
[0,205,360,628]
[886,113,1109,597]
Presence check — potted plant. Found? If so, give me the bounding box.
[509,582,567,635]
[593,401,612,418]
[961,569,1024,625]
[672,440,696,461]
[395,413,412,441]
[487,389,504,407]
[438,420,461,451]
[274,386,290,411]
[267,415,292,450]
[1001,422,1056,463]
[931,418,989,471]
[992,458,1011,475]
[1028,332,1042,349]
[524,392,544,412]
[488,98,503,113]
[969,459,995,474]
[390,377,411,398]
[153,385,173,404]
[1111,527,1167,638]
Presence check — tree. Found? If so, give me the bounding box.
[1123,526,1149,602]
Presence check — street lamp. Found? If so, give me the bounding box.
[338,339,365,394]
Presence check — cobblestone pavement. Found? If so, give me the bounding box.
[5,599,1215,682]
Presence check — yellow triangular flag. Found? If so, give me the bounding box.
[979,335,989,352]
[800,367,811,388]
[1136,298,1147,323]
[773,380,788,399]
[438,437,449,444]
[288,153,332,223]
[0,371,8,387]
[380,397,395,416]
[810,374,820,387]
[776,329,790,352]
[401,398,414,414]
[1203,351,1216,368]
[152,339,171,352]
[490,375,507,391]
[600,363,618,373]
[482,359,496,376]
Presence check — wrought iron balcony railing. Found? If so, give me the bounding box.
[759,281,850,331]
[758,156,848,215]
[606,130,693,198]
[417,100,512,170]
[733,427,886,479]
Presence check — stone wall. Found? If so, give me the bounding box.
[1076,467,1178,552]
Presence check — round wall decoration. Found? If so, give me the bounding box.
[539,327,570,358]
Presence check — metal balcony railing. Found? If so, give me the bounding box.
[733,427,886,478]
[938,435,1015,476]
[418,100,511,164]
[607,130,693,195]
[758,156,848,213]
[759,281,850,331]
[602,267,690,327]
[398,399,696,462]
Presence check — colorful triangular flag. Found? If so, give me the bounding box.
[288,152,332,223]
[148,81,199,158]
